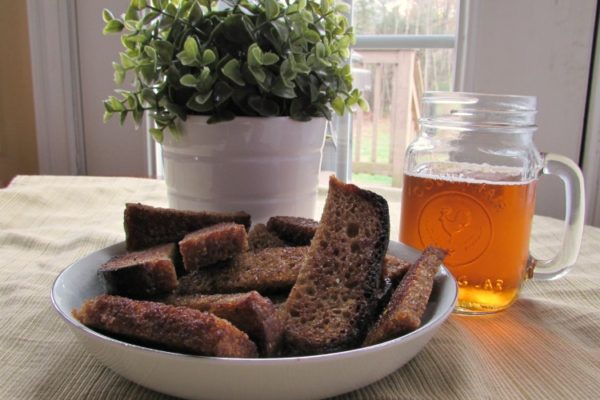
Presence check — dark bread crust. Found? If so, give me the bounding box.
[179,223,248,272]
[165,291,284,357]
[266,216,319,246]
[362,246,446,346]
[72,295,258,358]
[284,176,390,355]
[176,246,308,295]
[99,243,179,298]
[124,203,251,251]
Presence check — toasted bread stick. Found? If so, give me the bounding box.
[248,223,287,251]
[284,176,390,355]
[176,246,307,295]
[124,203,251,251]
[73,295,258,358]
[165,291,284,357]
[266,216,319,246]
[179,223,248,272]
[99,243,179,298]
[362,246,447,346]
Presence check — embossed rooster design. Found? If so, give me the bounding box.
[437,206,482,253]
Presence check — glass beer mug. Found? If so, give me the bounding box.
[399,92,585,314]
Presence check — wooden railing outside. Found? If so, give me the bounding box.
[352,50,423,187]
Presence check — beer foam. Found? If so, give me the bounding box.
[408,162,533,185]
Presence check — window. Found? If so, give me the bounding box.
[323,0,458,188]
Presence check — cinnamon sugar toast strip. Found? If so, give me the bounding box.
[284,176,390,355]
[73,295,258,358]
[176,246,307,295]
[247,223,287,251]
[165,291,284,357]
[179,223,248,272]
[266,216,319,246]
[362,246,447,346]
[99,243,179,298]
[124,203,251,251]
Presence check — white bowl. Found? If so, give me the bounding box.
[51,240,457,400]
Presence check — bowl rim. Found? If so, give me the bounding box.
[51,240,457,365]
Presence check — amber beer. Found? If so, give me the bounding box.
[400,166,537,313]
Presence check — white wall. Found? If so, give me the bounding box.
[457,0,596,220]
[76,0,149,177]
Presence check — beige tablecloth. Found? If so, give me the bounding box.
[1,175,599,399]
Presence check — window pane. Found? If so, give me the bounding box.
[353,0,458,36]
[350,0,457,187]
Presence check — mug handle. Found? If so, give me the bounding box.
[529,153,585,280]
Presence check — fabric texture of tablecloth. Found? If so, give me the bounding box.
[1,175,599,399]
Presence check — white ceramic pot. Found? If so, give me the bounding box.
[161,116,326,225]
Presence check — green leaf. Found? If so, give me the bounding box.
[111,96,126,112]
[202,49,216,65]
[125,93,137,109]
[300,9,313,23]
[270,20,289,43]
[358,97,370,112]
[180,74,198,87]
[141,88,158,106]
[113,62,125,85]
[119,53,136,69]
[221,59,245,86]
[138,62,158,84]
[151,40,173,65]
[316,42,327,59]
[188,1,203,24]
[183,36,199,58]
[149,127,164,143]
[102,9,114,23]
[223,14,255,45]
[186,95,214,112]
[144,45,157,61]
[195,91,213,105]
[177,37,201,66]
[123,19,138,32]
[132,108,144,127]
[133,0,147,10]
[334,2,351,14]
[103,20,124,34]
[271,78,296,99]
[265,0,280,20]
[140,11,160,25]
[247,44,263,67]
[262,52,279,66]
[332,96,345,116]
[280,59,296,82]
[197,66,215,92]
[103,110,113,123]
[119,110,128,125]
[168,121,182,139]
[249,66,266,84]
[304,30,321,44]
[165,101,187,121]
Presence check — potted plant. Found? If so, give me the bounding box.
[102,0,367,223]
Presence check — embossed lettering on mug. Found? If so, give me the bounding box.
[400,162,537,313]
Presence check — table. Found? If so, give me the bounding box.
[1,175,599,399]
